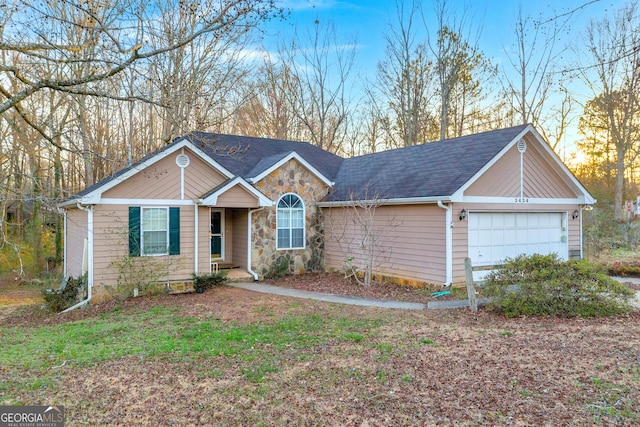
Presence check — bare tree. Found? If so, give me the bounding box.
[578,2,640,221]
[0,0,280,143]
[428,0,492,140]
[230,56,304,140]
[501,6,573,136]
[375,0,437,147]
[280,19,356,154]
[327,192,400,287]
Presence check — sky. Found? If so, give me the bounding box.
[264,0,621,78]
[256,0,628,160]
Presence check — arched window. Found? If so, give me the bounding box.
[277,194,305,249]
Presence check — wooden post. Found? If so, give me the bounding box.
[464,257,478,311]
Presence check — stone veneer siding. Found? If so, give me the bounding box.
[252,159,329,276]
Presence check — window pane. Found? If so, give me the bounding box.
[291,228,304,248]
[277,228,290,249]
[277,209,290,228]
[144,231,167,254]
[292,210,304,227]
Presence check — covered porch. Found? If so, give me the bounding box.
[197,177,272,280]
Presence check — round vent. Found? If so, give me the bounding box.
[517,139,527,153]
[176,153,190,168]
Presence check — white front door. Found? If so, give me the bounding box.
[468,212,567,266]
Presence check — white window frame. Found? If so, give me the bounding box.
[276,193,305,250]
[141,207,169,256]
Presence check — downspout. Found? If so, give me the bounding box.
[437,201,453,286]
[63,210,67,278]
[62,203,94,313]
[194,201,199,274]
[247,207,265,281]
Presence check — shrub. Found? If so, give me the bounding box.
[484,254,634,317]
[192,271,228,293]
[42,275,86,312]
[607,261,640,277]
[264,256,291,279]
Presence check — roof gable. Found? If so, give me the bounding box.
[452,125,595,204]
[324,125,530,203]
[199,177,272,207]
[62,138,234,205]
[247,151,335,186]
[186,132,343,182]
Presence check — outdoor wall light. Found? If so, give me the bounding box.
[572,209,579,220]
[459,209,467,221]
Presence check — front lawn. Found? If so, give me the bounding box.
[1,284,639,425]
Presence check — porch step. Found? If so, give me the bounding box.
[222,268,254,282]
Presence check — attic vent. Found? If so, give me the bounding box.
[517,139,527,153]
[176,153,190,168]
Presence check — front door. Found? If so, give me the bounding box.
[210,209,224,260]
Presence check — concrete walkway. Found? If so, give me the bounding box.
[229,278,640,311]
[611,277,640,308]
[227,282,426,310]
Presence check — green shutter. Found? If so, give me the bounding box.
[169,207,180,255]
[128,206,140,257]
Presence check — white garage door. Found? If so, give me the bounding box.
[468,212,567,266]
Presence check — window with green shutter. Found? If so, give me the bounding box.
[129,206,180,256]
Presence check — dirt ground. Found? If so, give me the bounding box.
[1,273,640,425]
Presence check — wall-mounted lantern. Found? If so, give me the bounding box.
[459,209,467,221]
[572,209,579,220]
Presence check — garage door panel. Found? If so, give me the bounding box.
[469,212,567,266]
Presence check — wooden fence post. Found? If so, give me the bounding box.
[464,257,478,311]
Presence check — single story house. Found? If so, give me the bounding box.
[60,124,594,303]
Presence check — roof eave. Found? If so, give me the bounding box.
[318,196,452,207]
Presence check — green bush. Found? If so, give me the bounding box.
[42,275,86,312]
[264,256,291,279]
[192,271,228,293]
[484,254,635,317]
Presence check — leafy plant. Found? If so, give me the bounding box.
[264,256,291,279]
[42,274,86,312]
[484,254,634,317]
[192,271,228,293]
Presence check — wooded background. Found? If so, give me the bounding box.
[1,0,639,274]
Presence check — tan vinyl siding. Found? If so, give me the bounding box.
[465,146,521,197]
[324,204,446,285]
[92,204,196,288]
[183,153,228,199]
[465,144,577,199]
[216,186,260,208]
[197,206,212,273]
[103,149,227,199]
[224,209,233,263]
[231,209,248,269]
[65,208,88,278]
[524,143,575,198]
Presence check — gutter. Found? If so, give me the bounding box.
[62,202,94,313]
[247,207,265,281]
[318,196,451,208]
[437,201,453,287]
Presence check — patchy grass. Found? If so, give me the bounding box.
[1,281,640,425]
